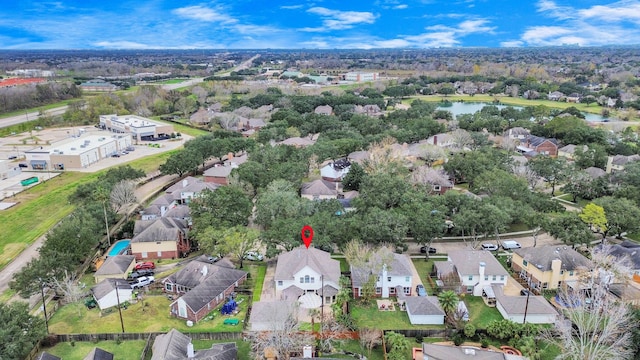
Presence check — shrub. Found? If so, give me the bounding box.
[464,323,476,339]
[415,335,423,343]
[481,337,489,349]
[453,334,464,346]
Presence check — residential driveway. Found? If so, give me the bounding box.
[260,259,277,301]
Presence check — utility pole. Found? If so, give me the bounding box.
[39,281,49,334]
[523,291,530,324]
[115,280,125,333]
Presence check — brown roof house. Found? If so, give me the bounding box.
[165,177,220,204]
[163,260,247,323]
[351,247,414,298]
[203,154,248,185]
[94,255,135,283]
[130,218,190,260]
[274,246,341,305]
[517,135,558,157]
[314,105,333,115]
[152,328,237,360]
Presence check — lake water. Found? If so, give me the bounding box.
[436,102,607,122]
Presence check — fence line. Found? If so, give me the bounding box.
[54,331,244,343]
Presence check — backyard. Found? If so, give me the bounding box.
[48,294,249,334]
[350,300,444,330]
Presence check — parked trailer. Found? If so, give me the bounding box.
[20,176,39,186]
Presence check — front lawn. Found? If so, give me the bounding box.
[463,296,503,329]
[48,294,249,334]
[350,300,444,330]
[42,340,146,359]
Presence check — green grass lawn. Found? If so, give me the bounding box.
[250,263,267,302]
[334,257,350,273]
[412,259,436,294]
[42,340,146,359]
[48,294,249,334]
[351,300,444,330]
[463,296,503,329]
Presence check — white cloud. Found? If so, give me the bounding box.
[93,41,153,49]
[280,5,305,10]
[172,6,237,23]
[500,40,524,47]
[578,2,640,23]
[374,39,411,47]
[304,7,377,31]
[393,4,409,9]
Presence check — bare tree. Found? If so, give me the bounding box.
[543,248,634,360]
[362,136,405,175]
[449,129,473,150]
[411,166,451,191]
[50,270,88,317]
[343,241,393,301]
[249,302,313,360]
[359,328,382,356]
[110,180,138,215]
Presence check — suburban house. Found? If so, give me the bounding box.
[164,177,220,204]
[583,166,607,179]
[354,104,383,116]
[320,159,351,182]
[249,300,298,331]
[566,93,581,103]
[203,154,248,185]
[130,218,190,260]
[517,135,558,157]
[425,133,455,148]
[314,105,333,115]
[91,278,133,310]
[493,285,558,324]
[83,347,114,360]
[347,150,370,164]
[402,296,445,325]
[274,246,340,305]
[189,108,212,126]
[301,179,341,200]
[140,194,177,220]
[504,127,531,141]
[606,154,640,173]
[277,136,317,147]
[163,260,247,323]
[437,250,509,296]
[421,343,527,360]
[599,241,640,275]
[547,91,565,101]
[511,246,592,292]
[94,255,135,283]
[351,247,414,298]
[152,328,237,360]
[412,166,454,194]
[240,118,266,131]
[558,144,587,161]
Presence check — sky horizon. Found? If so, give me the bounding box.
[2,1,640,50]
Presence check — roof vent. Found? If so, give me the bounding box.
[479,262,486,267]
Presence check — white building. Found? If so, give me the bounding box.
[24,134,132,170]
[99,114,174,141]
[91,278,133,310]
[351,247,414,298]
[344,72,378,82]
[445,250,509,296]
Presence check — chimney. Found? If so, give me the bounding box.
[182,179,188,188]
[433,135,438,145]
[187,342,195,358]
[479,261,486,280]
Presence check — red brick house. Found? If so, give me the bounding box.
[164,260,247,323]
[517,135,558,157]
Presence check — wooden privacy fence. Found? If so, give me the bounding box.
[54,331,244,343]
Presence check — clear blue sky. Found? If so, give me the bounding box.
[1,1,639,49]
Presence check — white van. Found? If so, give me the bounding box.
[501,240,521,250]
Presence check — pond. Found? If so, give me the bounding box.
[436,101,608,122]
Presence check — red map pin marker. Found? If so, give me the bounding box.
[301,225,314,249]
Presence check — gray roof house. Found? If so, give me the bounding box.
[83,347,114,360]
[165,177,220,204]
[274,247,340,303]
[301,179,341,200]
[314,105,333,115]
[422,343,526,360]
[351,247,415,298]
[94,255,135,283]
[493,285,557,324]
[164,261,247,323]
[511,246,592,291]
[152,328,237,360]
[249,300,299,331]
[278,137,317,147]
[403,296,445,325]
[441,250,509,296]
[36,353,61,360]
[91,278,133,310]
[130,217,191,260]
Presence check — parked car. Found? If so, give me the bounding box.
[127,269,154,280]
[205,255,220,264]
[8,155,17,160]
[18,162,28,168]
[243,251,264,261]
[130,276,155,288]
[481,243,499,251]
[420,246,437,254]
[501,240,522,250]
[416,284,427,296]
[134,261,155,270]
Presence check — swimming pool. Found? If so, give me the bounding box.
[108,239,131,257]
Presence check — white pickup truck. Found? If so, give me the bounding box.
[130,276,155,288]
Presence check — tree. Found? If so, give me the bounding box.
[248,302,313,360]
[528,155,568,196]
[543,248,635,360]
[0,302,46,360]
[356,208,408,246]
[401,195,446,258]
[110,180,138,215]
[438,290,459,325]
[343,241,392,302]
[190,186,253,229]
[355,173,410,210]
[384,331,410,360]
[593,196,640,238]
[159,149,199,177]
[359,328,382,356]
[213,226,260,268]
[93,186,112,246]
[453,200,510,248]
[579,203,607,237]
[544,212,594,246]
[342,162,366,191]
[50,270,88,317]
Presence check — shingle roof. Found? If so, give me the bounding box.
[37,352,61,360]
[513,246,592,272]
[596,243,640,270]
[91,278,131,300]
[132,218,188,243]
[583,167,606,179]
[448,250,508,277]
[404,296,445,316]
[164,205,191,219]
[274,247,340,284]
[350,247,413,287]
[495,287,557,316]
[278,137,316,147]
[422,344,522,360]
[151,328,191,360]
[194,342,237,360]
[83,347,114,360]
[95,255,135,276]
[301,179,339,197]
[527,135,558,147]
[250,300,297,327]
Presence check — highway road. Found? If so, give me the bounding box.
[0,106,68,129]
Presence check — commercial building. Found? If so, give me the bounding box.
[344,72,379,82]
[24,134,132,170]
[99,114,174,141]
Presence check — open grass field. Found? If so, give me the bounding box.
[42,340,146,359]
[0,172,94,269]
[48,294,249,334]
